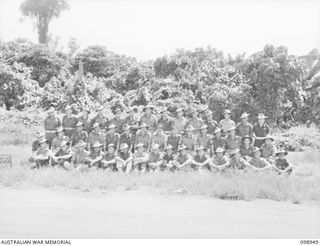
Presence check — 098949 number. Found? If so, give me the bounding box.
[300,240,318,245]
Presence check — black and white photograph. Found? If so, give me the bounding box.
[0,0,319,242]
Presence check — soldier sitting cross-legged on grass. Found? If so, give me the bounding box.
[29,138,51,169]
[115,143,133,173]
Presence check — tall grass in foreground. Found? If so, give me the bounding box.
[0,167,319,203]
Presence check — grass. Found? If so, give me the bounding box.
[0,114,320,203]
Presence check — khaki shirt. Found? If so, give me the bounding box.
[212,156,228,166]
[88,131,105,146]
[225,135,241,151]
[167,134,181,152]
[44,116,60,131]
[181,135,195,151]
[260,143,276,159]
[219,119,236,133]
[71,130,88,146]
[105,132,120,148]
[72,150,89,164]
[135,131,151,150]
[140,113,157,130]
[173,117,187,133]
[151,133,167,150]
[109,117,123,133]
[51,136,70,151]
[249,157,270,168]
[195,133,211,149]
[236,122,253,138]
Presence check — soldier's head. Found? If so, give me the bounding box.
[144,105,153,115]
[253,147,261,158]
[93,123,100,132]
[214,128,222,138]
[200,125,208,134]
[151,144,160,153]
[120,143,129,153]
[176,108,184,118]
[155,124,163,134]
[65,105,72,116]
[196,146,205,157]
[227,126,236,137]
[108,124,116,133]
[257,113,267,125]
[92,142,102,153]
[264,135,274,145]
[224,109,231,120]
[165,145,173,155]
[191,109,198,118]
[107,144,115,154]
[178,145,188,156]
[56,127,65,137]
[135,143,144,153]
[76,122,84,131]
[115,108,122,118]
[240,113,249,123]
[215,147,225,158]
[122,124,130,134]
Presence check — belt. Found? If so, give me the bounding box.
[64,128,74,130]
[46,130,56,133]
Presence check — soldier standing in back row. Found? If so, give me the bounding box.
[44,107,61,148]
[185,108,202,135]
[62,105,78,139]
[203,110,218,136]
[236,112,253,139]
[140,105,157,132]
[252,113,270,148]
[173,108,187,134]
[91,105,108,130]
[219,109,236,135]
[157,108,173,134]
[109,108,124,134]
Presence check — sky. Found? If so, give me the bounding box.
[0,0,319,61]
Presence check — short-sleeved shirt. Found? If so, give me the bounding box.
[109,117,123,134]
[34,147,51,165]
[212,156,228,166]
[185,118,202,133]
[135,131,151,150]
[51,136,70,151]
[236,122,253,138]
[240,144,255,157]
[167,134,181,152]
[151,133,167,150]
[54,149,72,164]
[195,134,211,149]
[118,151,132,161]
[173,117,187,133]
[249,157,269,168]
[225,135,241,151]
[157,117,173,132]
[72,150,89,164]
[105,132,120,148]
[140,113,157,130]
[71,130,88,146]
[203,119,218,135]
[193,154,209,170]
[253,123,270,147]
[275,158,290,170]
[44,116,60,131]
[119,133,134,148]
[219,119,236,133]
[174,153,190,165]
[78,115,91,133]
[260,143,276,159]
[62,115,78,131]
[91,115,108,129]
[181,135,195,151]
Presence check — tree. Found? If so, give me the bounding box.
[20,0,70,44]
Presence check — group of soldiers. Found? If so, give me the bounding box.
[29,105,293,174]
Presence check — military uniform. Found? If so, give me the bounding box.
[151,133,167,151]
[157,116,173,133]
[88,131,105,147]
[212,155,228,166]
[133,152,148,170]
[78,115,91,133]
[252,123,270,147]
[109,117,123,134]
[225,135,241,152]
[275,159,290,171]
[260,143,276,159]
[162,152,175,171]
[174,153,191,170]
[173,116,187,134]
[123,116,139,134]
[52,148,72,167]
[185,118,202,135]
[219,119,236,134]
[195,133,211,149]
[203,119,218,135]
[249,157,270,168]
[91,115,108,130]
[240,144,255,158]
[102,152,117,171]
[119,132,134,150]
[86,150,104,168]
[236,122,253,139]
[228,157,248,170]
[44,115,61,147]
[71,149,90,168]
[29,147,51,168]
[181,135,195,152]
[62,115,78,138]
[192,154,209,170]
[105,132,120,150]
[167,134,181,153]
[51,136,70,151]
[210,136,226,152]
[135,131,151,150]
[71,130,88,146]
[148,151,163,171]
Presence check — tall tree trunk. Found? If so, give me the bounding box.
[37,16,49,44]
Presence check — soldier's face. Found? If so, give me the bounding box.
[108,147,115,153]
[224,113,230,119]
[258,119,264,125]
[242,117,248,123]
[137,147,143,153]
[198,149,205,156]
[145,108,151,114]
[215,132,221,138]
[93,147,100,153]
[177,111,183,117]
[217,152,223,157]
[244,139,250,145]
[58,131,64,137]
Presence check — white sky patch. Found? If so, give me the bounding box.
[0,0,319,61]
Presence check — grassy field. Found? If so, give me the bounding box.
[0,114,320,203]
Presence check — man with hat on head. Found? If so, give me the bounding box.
[236,112,253,139]
[32,131,45,152]
[172,145,193,171]
[29,138,51,169]
[151,123,167,151]
[77,107,91,133]
[210,127,226,157]
[88,122,105,151]
[161,144,175,171]
[195,124,211,151]
[51,127,70,152]
[105,123,120,153]
[249,147,273,171]
[180,125,196,154]
[173,107,187,134]
[274,149,293,174]
[260,134,277,162]
[133,142,149,173]
[109,107,124,134]
[101,143,117,171]
[135,123,152,152]
[191,146,211,171]
[51,140,73,169]
[240,135,255,161]
[228,149,252,170]
[85,141,104,169]
[140,104,157,132]
[119,124,134,153]
[70,121,88,147]
[115,143,133,173]
[70,140,90,171]
[167,125,182,154]
[219,109,236,135]
[253,113,270,147]
[90,105,108,130]
[147,143,163,172]
[62,105,78,139]
[225,125,242,154]
[185,107,203,135]
[157,107,173,134]
[123,106,139,136]
[203,110,218,136]
[210,147,230,171]
[44,107,61,148]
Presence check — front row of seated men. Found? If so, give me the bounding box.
[29,135,293,175]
